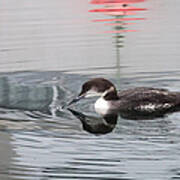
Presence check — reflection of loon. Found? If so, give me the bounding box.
[68,108,117,134]
[67,78,180,119]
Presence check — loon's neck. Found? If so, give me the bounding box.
[103,89,119,101]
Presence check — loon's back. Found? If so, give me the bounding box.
[114,87,180,119]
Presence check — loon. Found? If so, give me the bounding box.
[67,78,180,119]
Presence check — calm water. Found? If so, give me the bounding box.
[1,0,180,179]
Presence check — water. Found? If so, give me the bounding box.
[0,0,180,179]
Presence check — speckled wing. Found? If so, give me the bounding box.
[117,87,180,113]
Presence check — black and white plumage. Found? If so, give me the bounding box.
[68,78,180,119]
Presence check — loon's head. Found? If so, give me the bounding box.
[67,78,119,106]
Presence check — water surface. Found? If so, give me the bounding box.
[0,0,180,179]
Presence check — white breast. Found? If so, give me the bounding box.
[94,97,110,115]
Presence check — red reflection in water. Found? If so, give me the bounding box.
[89,0,147,28]
[90,0,145,4]
[89,7,147,13]
[89,0,147,48]
[105,22,135,25]
[92,17,145,22]
[104,29,138,33]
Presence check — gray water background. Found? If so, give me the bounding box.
[0,0,180,179]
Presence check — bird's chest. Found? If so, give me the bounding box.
[94,98,110,115]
